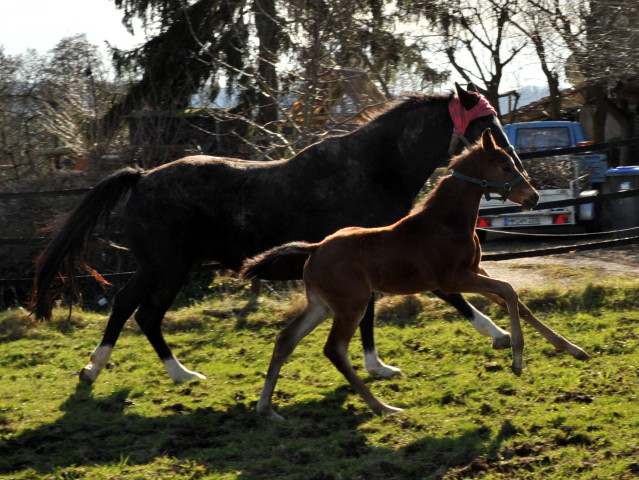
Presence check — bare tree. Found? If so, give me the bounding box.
[511,1,563,119]
[103,0,449,160]
[437,0,524,111]
[0,36,128,181]
[536,0,639,161]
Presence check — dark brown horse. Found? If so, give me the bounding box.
[241,130,590,421]
[31,84,524,385]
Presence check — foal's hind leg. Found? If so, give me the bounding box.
[257,290,331,421]
[80,270,149,384]
[360,294,402,378]
[325,308,403,416]
[432,290,511,349]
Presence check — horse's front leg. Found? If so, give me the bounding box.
[360,294,402,378]
[432,290,511,349]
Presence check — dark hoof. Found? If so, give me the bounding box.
[492,334,511,350]
[78,369,95,384]
[575,350,591,361]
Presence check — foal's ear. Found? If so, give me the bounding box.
[455,82,480,110]
[481,129,497,152]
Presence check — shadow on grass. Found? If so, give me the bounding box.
[0,383,510,479]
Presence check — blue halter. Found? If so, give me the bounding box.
[451,170,525,202]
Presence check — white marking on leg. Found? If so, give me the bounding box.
[79,345,113,384]
[364,351,401,378]
[468,304,511,349]
[163,354,207,383]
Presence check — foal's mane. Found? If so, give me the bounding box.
[410,141,483,214]
[446,141,483,171]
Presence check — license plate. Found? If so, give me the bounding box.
[504,216,541,226]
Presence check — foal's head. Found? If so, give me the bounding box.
[452,130,539,210]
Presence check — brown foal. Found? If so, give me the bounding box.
[241,130,590,421]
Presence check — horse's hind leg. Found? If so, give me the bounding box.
[432,290,511,349]
[360,294,402,378]
[80,270,149,384]
[134,269,205,383]
[257,290,331,421]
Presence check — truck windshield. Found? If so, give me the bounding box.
[515,127,571,152]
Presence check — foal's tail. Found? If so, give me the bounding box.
[30,167,143,320]
[240,242,319,281]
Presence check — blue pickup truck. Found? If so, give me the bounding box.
[477,121,607,233]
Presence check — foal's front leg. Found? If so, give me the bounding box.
[476,266,589,361]
[451,273,525,375]
[516,301,590,360]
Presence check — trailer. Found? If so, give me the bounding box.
[477,121,607,235]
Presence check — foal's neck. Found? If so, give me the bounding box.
[417,174,483,230]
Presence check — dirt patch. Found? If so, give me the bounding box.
[481,240,639,290]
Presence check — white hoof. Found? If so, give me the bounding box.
[163,356,206,383]
[79,365,100,384]
[364,352,401,378]
[79,345,113,384]
[256,400,285,422]
[373,401,404,416]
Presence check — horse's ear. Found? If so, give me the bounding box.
[467,82,479,93]
[481,129,497,152]
[455,82,480,110]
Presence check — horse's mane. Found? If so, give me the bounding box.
[358,91,454,130]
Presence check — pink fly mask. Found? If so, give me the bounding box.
[448,92,497,150]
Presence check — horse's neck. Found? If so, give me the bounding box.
[358,102,453,195]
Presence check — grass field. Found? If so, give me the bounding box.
[0,272,638,479]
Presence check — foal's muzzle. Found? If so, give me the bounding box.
[521,191,540,211]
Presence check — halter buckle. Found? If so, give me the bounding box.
[451,170,524,202]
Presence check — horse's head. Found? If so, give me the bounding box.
[450,83,528,177]
[452,130,539,210]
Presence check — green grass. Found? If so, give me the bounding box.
[1,275,638,479]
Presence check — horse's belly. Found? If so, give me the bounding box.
[372,262,436,295]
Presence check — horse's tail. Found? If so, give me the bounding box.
[30,167,143,320]
[240,242,319,281]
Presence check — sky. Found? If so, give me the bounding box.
[0,0,144,56]
[0,0,549,94]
